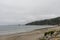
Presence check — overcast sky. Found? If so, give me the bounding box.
[0,0,60,25]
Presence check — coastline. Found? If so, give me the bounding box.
[0,25,59,40]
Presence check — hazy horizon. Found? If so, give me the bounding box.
[0,0,60,25]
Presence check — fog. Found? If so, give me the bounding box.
[0,0,60,25]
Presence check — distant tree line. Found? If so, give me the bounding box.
[26,17,60,25]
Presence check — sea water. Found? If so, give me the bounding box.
[0,25,55,35]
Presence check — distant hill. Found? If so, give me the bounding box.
[26,17,60,25]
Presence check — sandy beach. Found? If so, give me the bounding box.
[0,25,60,40]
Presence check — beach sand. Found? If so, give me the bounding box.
[0,25,60,40]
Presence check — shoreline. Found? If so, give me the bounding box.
[0,25,56,36]
[0,25,57,36]
[0,25,59,40]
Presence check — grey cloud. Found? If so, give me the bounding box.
[0,0,60,25]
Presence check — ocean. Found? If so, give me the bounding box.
[0,25,55,35]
